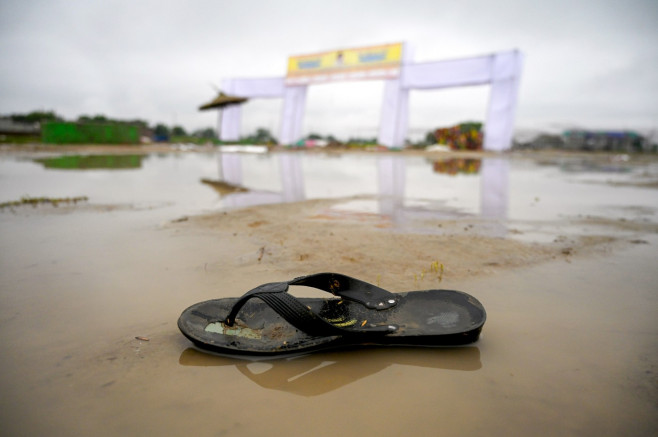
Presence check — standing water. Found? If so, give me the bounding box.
[1,149,657,436]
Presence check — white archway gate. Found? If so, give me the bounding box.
[218,45,523,151]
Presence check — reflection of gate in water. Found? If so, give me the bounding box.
[216,152,508,223]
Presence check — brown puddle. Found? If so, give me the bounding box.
[0,149,656,436]
[179,346,482,396]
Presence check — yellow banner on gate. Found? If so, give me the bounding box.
[286,43,403,85]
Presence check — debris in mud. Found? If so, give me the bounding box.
[0,195,88,209]
[205,323,261,339]
[135,336,150,341]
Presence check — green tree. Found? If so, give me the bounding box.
[77,114,111,123]
[255,128,275,143]
[347,137,377,145]
[243,127,276,144]
[193,128,217,140]
[10,110,62,124]
[124,119,149,129]
[154,124,170,137]
[171,126,187,136]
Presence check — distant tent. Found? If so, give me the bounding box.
[199,92,248,111]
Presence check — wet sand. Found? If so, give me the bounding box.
[0,147,656,436]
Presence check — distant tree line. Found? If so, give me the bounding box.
[8,110,62,124]
[306,132,338,143]
[4,110,286,144]
[152,124,217,140]
[3,110,495,148]
[4,110,219,141]
[240,128,277,144]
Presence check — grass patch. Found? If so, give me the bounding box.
[0,196,89,209]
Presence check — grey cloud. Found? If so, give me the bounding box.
[1,0,657,137]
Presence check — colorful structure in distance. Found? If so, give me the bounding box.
[213,43,523,151]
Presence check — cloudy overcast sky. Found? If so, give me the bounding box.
[1,0,656,140]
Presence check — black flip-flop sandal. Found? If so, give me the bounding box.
[178,273,486,356]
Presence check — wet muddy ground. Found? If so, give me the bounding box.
[0,147,656,436]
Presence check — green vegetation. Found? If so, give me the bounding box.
[240,128,277,144]
[153,123,170,138]
[0,134,41,144]
[9,110,62,124]
[194,127,218,140]
[345,137,378,148]
[35,155,142,170]
[171,126,187,136]
[307,133,338,143]
[413,260,445,286]
[76,114,149,129]
[0,196,88,209]
[3,110,514,151]
[42,122,140,144]
[2,110,220,145]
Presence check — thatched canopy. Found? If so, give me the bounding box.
[198,92,248,111]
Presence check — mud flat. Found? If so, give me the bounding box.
[0,147,656,436]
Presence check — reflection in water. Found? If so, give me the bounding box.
[480,158,509,219]
[200,178,248,195]
[432,158,481,175]
[179,346,480,397]
[213,152,509,227]
[377,156,405,218]
[217,152,242,185]
[279,154,305,202]
[215,152,306,208]
[35,154,143,170]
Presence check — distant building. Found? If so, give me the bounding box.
[563,130,647,152]
[0,118,40,136]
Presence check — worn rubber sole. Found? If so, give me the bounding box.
[178,289,486,356]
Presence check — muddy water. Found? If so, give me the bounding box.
[0,150,657,436]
